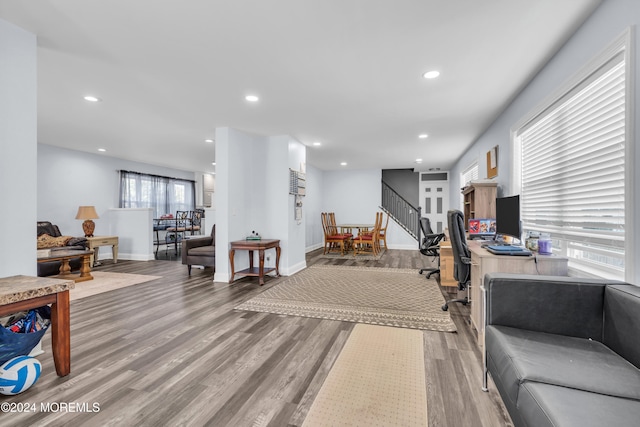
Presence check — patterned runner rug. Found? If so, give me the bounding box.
[235,265,456,332]
[302,324,428,427]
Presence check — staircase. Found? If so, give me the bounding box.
[381,180,421,241]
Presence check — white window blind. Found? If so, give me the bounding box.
[461,162,479,187]
[516,51,626,278]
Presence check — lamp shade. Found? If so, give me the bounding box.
[75,206,99,237]
[75,206,99,220]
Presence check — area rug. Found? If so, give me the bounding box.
[302,324,427,427]
[320,248,386,261]
[70,271,161,301]
[234,265,456,332]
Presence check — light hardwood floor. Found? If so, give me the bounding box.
[1,249,513,427]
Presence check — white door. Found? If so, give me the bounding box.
[419,172,449,233]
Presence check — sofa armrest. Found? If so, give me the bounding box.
[484,273,623,340]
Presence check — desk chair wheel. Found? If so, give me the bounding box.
[442,303,449,311]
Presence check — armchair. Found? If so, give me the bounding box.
[182,225,215,275]
[441,210,470,311]
[418,217,445,279]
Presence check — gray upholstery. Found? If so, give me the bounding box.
[181,224,215,275]
[484,273,640,427]
[518,382,640,427]
[604,285,640,368]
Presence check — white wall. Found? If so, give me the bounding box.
[0,19,37,277]
[449,0,640,283]
[37,144,196,259]
[304,164,324,251]
[214,128,307,282]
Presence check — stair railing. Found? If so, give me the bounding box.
[381,180,421,241]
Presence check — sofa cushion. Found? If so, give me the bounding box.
[486,325,640,401]
[604,285,640,369]
[518,382,640,427]
[188,245,215,257]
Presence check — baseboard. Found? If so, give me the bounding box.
[117,252,156,261]
[306,243,323,253]
[387,244,418,251]
[283,260,307,276]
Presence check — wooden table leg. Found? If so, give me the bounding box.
[78,254,93,281]
[58,259,71,276]
[50,290,71,376]
[229,249,236,283]
[275,246,281,277]
[258,249,265,285]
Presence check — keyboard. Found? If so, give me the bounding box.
[486,246,532,256]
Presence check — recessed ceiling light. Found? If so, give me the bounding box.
[245,95,259,102]
[340,162,347,166]
[84,95,101,102]
[418,134,429,139]
[205,139,214,143]
[211,162,216,166]
[422,70,440,79]
[98,148,106,152]
[415,158,423,163]
[313,142,322,146]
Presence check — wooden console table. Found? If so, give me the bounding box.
[0,275,74,376]
[37,249,94,282]
[85,236,119,266]
[229,239,281,285]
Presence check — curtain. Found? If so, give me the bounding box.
[119,170,195,218]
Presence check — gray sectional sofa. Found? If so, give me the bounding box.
[483,273,640,427]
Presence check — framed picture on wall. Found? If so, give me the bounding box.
[486,145,498,178]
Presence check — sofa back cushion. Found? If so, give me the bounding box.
[37,221,61,237]
[604,284,640,369]
[485,274,608,340]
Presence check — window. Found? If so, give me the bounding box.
[512,32,631,280]
[119,170,195,219]
[460,162,478,208]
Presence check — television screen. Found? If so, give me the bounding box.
[495,195,521,240]
[468,218,496,236]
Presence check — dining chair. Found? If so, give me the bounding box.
[321,212,351,255]
[378,213,390,250]
[166,210,189,254]
[353,212,383,256]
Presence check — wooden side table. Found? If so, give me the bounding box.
[0,275,74,376]
[229,239,281,285]
[85,236,119,266]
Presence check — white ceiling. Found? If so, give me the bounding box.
[0,0,601,174]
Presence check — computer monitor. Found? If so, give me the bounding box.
[468,218,496,239]
[495,195,521,241]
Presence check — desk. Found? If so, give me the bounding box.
[438,241,456,287]
[0,275,74,376]
[468,240,568,347]
[85,236,118,266]
[37,249,94,282]
[229,239,281,285]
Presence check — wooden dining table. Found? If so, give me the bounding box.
[337,224,374,234]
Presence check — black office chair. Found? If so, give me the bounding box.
[442,209,471,311]
[418,217,445,279]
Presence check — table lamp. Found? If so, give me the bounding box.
[75,206,99,237]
